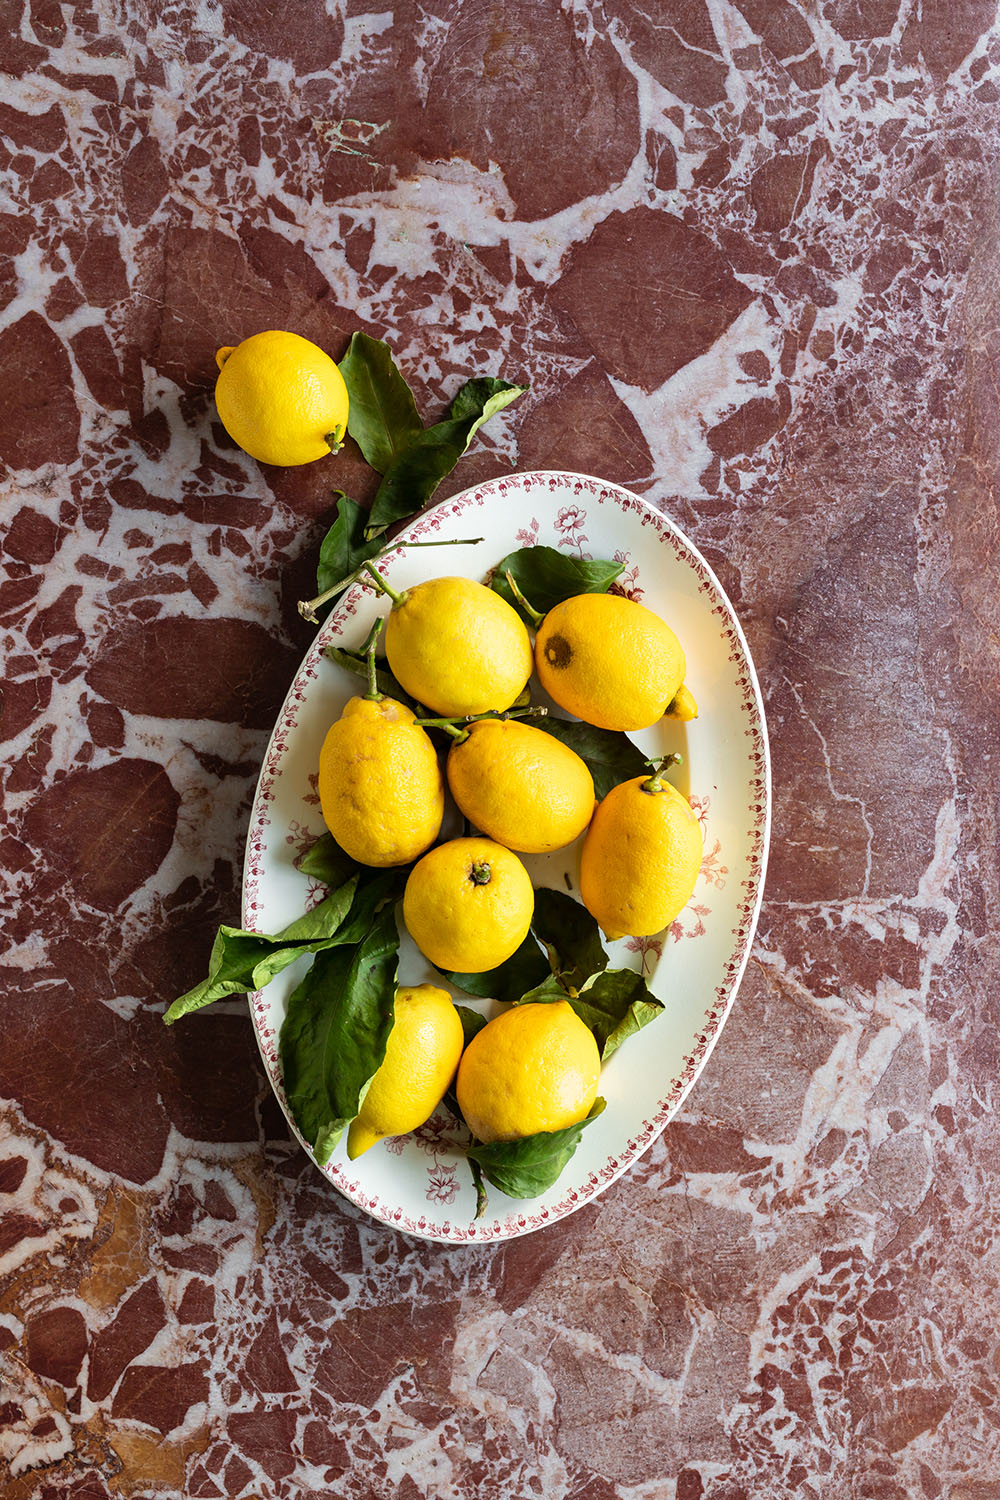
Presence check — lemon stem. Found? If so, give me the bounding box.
[641,752,683,794]
[470,862,492,885]
[503,570,545,627]
[297,537,484,624]
[361,561,407,607]
[360,618,385,700]
[324,431,344,453]
[413,705,548,743]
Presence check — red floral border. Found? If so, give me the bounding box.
[243,472,770,1243]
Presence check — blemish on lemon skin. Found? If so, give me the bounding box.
[544,634,573,669]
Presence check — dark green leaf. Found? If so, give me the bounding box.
[162,878,360,1025]
[535,716,649,801]
[316,494,381,596]
[335,867,409,947]
[323,644,413,706]
[443,1005,488,1126]
[454,1004,487,1047]
[448,376,526,429]
[531,887,608,991]
[280,904,401,1164]
[491,545,624,624]
[467,1099,606,1199]
[439,930,550,1005]
[367,380,526,534]
[296,832,359,888]
[338,332,422,474]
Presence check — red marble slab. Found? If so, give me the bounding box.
[2,0,1000,1495]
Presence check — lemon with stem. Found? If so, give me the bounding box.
[215,330,348,466]
[317,620,444,867]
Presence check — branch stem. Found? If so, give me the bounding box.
[297,536,485,624]
[503,569,545,627]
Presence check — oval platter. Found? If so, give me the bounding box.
[243,470,770,1243]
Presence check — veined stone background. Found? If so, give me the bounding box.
[2,0,1000,1495]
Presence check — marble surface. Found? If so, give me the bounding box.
[2,0,1000,1495]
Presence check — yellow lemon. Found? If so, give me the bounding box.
[535,593,687,732]
[346,985,465,1159]
[402,837,533,973]
[214,330,349,466]
[318,695,444,867]
[383,576,532,717]
[579,770,703,939]
[456,1001,600,1143]
[447,719,595,854]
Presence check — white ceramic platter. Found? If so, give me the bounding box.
[243,471,770,1243]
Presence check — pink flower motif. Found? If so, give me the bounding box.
[384,1135,406,1156]
[426,1168,459,1205]
[668,902,710,943]
[623,933,664,968]
[700,837,728,889]
[413,1113,459,1152]
[303,771,321,808]
[556,503,586,535]
[516,517,540,547]
[609,548,644,602]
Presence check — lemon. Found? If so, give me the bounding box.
[383,576,532,717]
[579,770,703,939]
[215,330,349,466]
[318,695,444,867]
[534,593,687,732]
[346,985,465,1159]
[447,719,595,854]
[402,836,534,973]
[456,1000,600,1143]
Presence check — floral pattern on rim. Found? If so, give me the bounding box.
[242,472,770,1243]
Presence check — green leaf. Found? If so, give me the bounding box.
[323,644,413,706]
[162,877,360,1025]
[338,332,422,474]
[577,969,664,1060]
[316,494,381,596]
[442,1005,487,1126]
[296,832,359,889]
[467,1099,606,1199]
[491,545,624,625]
[530,887,608,991]
[534,717,649,801]
[334,867,409,947]
[439,930,550,1005]
[280,904,401,1164]
[520,969,664,1061]
[367,379,526,534]
[454,1004,487,1047]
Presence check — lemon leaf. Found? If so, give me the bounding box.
[162,876,360,1025]
[442,1005,488,1128]
[530,887,608,990]
[572,969,664,1060]
[280,904,400,1166]
[437,930,549,1005]
[316,494,381,596]
[515,966,663,1061]
[491,546,624,625]
[366,379,526,535]
[532,717,650,801]
[467,1099,606,1200]
[296,831,359,889]
[338,332,422,474]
